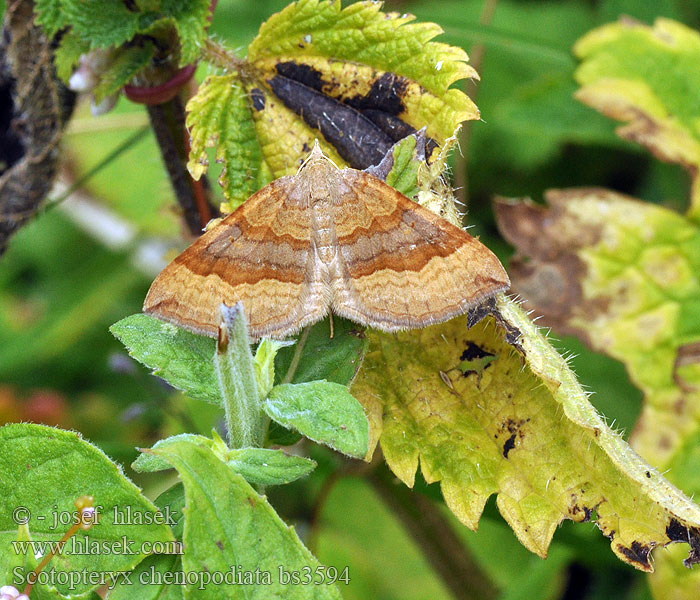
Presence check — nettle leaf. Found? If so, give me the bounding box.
[0,424,174,597]
[160,0,212,65]
[188,0,478,208]
[265,382,369,459]
[151,439,342,599]
[351,298,700,572]
[186,74,267,207]
[37,0,209,102]
[110,314,220,406]
[574,18,700,222]
[53,30,91,82]
[93,43,155,103]
[35,0,146,48]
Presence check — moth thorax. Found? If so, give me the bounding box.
[311,194,336,264]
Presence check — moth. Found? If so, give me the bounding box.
[144,145,510,340]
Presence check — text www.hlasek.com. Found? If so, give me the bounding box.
[13,565,351,590]
[11,536,182,557]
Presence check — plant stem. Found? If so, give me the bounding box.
[368,463,500,600]
[215,303,267,448]
[146,95,218,235]
[202,38,253,78]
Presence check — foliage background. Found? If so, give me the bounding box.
[2,0,700,599]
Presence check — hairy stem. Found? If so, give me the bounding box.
[215,304,267,448]
[203,38,254,79]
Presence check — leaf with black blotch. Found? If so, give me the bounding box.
[187,0,479,208]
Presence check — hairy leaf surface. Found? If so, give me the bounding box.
[352,298,700,571]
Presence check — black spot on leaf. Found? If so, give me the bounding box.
[616,541,651,570]
[346,72,408,116]
[461,342,494,362]
[666,518,700,567]
[276,61,327,93]
[250,88,265,111]
[502,434,516,458]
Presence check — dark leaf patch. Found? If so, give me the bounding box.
[345,72,408,117]
[250,88,265,111]
[615,541,652,571]
[267,61,439,168]
[497,418,530,458]
[268,73,393,168]
[666,518,700,567]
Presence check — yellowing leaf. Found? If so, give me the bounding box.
[187,0,479,206]
[248,0,473,95]
[351,296,700,571]
[186,74,267,207]
[574,18,700,221]
[495,190,700,478]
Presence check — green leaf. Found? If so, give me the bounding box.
[248,0,472,96]
[35,0,207,66]
[134,433,314,486]
[574,18,700,221]
[110,314,220,407]
[107,554,184,600]
[226,448,317,486]
[160,0,211,65]
[264,381,369,458]
[34,0,64,38]
[93,43,155,103]
[132,433,215,473]
[384,134,422,199]
[254,338,295,399]
[275,317,368,385]
[351,298,700,572]
[267,421,303,447]
[154,483,186,540]
[186,74,266,209]
[150,439,342,599]
[0,524,68,600]
[109,484,187,600]
[36,0,144,48]
[0,424,174,597]
[54,30,91,81]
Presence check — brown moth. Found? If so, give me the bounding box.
[144,144,510,340]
